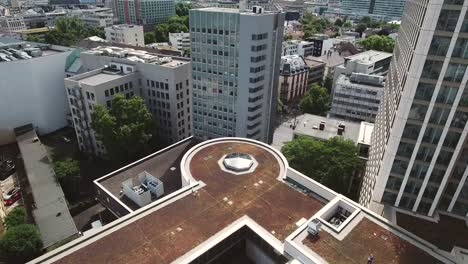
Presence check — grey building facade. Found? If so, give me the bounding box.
[189,7,284,143]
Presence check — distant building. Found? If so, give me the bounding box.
[304,56,325,86]
[0,38,74,145]
[81,12,113,28]
[330,50,392,123]
[65,46,192,155]
[168,32,190,50]
[332,0,407,21]
[105,24,144,46]
[0,16,26,35]
[190,7,285,143]
[306,34,335,57]
[113,0,175,26]
[282,39,314,57]
[279,55,309,105]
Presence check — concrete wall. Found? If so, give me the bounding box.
[0,50,72,145]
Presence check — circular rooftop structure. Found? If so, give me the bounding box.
[180,138,288,185]
[222,153,254,172]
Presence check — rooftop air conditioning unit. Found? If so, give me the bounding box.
[307,219,322,236]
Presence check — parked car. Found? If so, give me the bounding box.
[3,187,21,206]
[0,159,16,180]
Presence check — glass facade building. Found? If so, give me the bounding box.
[189,7,284,143]
[360,0,468,218]
[113,0,175,25]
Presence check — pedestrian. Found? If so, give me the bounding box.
[367,254,374,264]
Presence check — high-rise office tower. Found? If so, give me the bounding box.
[370,0,407,20]
[338,0,407,21]
[360,0,468,218]
[113,0,175,26]
[189,6,284,143]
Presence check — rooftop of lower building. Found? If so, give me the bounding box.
[30,137,456,264]
[83,46,190,67]
[0,37,72,62]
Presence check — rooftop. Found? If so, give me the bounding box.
[30,138,457,264]
[293,114,363,143]
[344,50,392,65]
[105,24,142,30]
[303,56,326,68]
[15,128,77,248]
[0,37,71,62]
[97,139,199,211]
[84,46,189,67]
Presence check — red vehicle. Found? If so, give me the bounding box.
[4,188,21,206]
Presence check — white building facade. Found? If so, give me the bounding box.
[360,0,468,219]
[105,24,144,46]
[65,47,192,155]
[0,40,74,145]
[190,7,284,143]
[169,32,190,50]
[0,16,26,35]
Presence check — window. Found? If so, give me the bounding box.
[421,60,443,80]
[110,88,114,95]
[428,36,451,57]
[452,38,468,59]
[444,63,467,82]
[436,10,461,32]
[414,82,435,102]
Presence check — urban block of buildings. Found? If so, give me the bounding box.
[330,50,392,123]
[30,137,461,264]
[105,24,144,46]
[190,6,284,143]
[65,46,192,156]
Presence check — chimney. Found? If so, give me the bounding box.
[337,127,344,136]
[319,121,325,131]
[338,124,345,132]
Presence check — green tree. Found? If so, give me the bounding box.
[175,2,191,16]
[359,34,395,53]
[3,207,26,228]
[281,136,362,196]
[25,35,41,42]
[154,23,170,42]
[360,16,372,26]
[44,16,104,46]
[343,21,353,28]
[91,94,155,163]
[301,13,331,38]
[54,158,80,201]
[144,32,156,44]
[299,83,330,116]
[0,224,43,263]
[283,34,293,41]
[334,18,343,27]
[323,75,333,93]
[355,23,367,36]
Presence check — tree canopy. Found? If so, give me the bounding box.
[0,224,43,263]
[44,16,104,46]
[175,2,192,16]
[144,32,156,44]
[301,13,332,38]
[299,83,330,116]
[281,136,363,196]
[53,158,80,201]
[91,94,155,164]
[359,35,395,53]
[3,207,26,229]
[334,18,343,27]
[153,15,189,42]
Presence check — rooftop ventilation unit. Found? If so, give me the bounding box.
[319,121,325,131]
[307,219,322,236]
[337,127,344,136]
